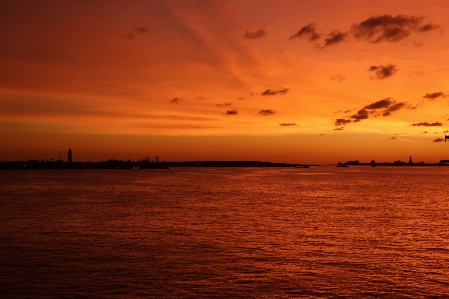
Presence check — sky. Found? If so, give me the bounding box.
[1,0,448,164]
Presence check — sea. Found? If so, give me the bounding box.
[0,167,448,298]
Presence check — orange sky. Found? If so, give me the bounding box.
[1,0,448,163]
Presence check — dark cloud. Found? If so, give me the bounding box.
[334,127,344,131]
[279,123,297,126]
[289,15,439,47]
[369,64,398,79]
[215,102,232,107]
[350,109,369,122]
[423,92,446,100]
[335,118,352,126]
[444,130,449,133]
[364,98,393,109]
[259,109,275,115]
[125,34,135,39]
[197,96,209,100]
[350,15,438,43]
[135,26,148,33]
[335,98,414,126]
[433,138,444,142]
[391,136,396,140]
[324,31,347,46]
[289,23,321,41]
[412,122,442,126]
[226,109,238,115]
[169,98,181,104]
[418,23,440,32]
[261,88,290,96]
[236,97,245,100]
[243,29,266,39]
[382,102,406,116]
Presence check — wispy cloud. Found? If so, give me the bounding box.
[433,138,444,142]
[215,102,232,107]
[169,97,181,104]
[331,74,346,82]
[279,123,297,126]
[324,31,347,46]
[334,127,344,131]
[225,109,238,115]
[134,26,148,33]
[261,88,290,96]
[423,92,446,100]
[289,23,321,41]
[259,109,275,115]
[369,64,398,79]
[412,122,442,126]
[243,29,266,39]
[335,118,352,126]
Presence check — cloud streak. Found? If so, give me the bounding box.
[259,109,275,115]
[279,123,297,126]
[423,92,446,100]
[244,29,266,39]
[289,23,320,41]
[261,88,290,96]
[412,122,442,126]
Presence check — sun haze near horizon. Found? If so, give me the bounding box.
[1,0,448,164]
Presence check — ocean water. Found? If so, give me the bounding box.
[0,167,448,298]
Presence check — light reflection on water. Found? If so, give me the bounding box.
[0,167,448,298]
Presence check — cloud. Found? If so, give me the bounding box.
[433,138,444,142]
[334,127,344,131]
[350,15,438,43]
[289,15,439,47]
[369,64,398,79]
[350,109,369,122]
[423,92,446,100]
[243,29,266,39]
[279,123,297,126]
[197,96,209,100]
[261,88,290,96]
[215,102,232,107]
[169,97,181,104]
[335,98,415,126]
[331,74,346,82]
[324,31,347,46]
[391,136,396,140]
[226,109,238,115]
[335,118,352,126]
[412,122,442,126]
[418,23,440,32]
[134,26,148,33]
[259,109,275,115]
[364,98,393,109]
[289,23,321,41]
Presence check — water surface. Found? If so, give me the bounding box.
[1,167,448,298]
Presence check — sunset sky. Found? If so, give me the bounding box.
[1,0,448,163]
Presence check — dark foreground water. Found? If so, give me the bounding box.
[1,167,448,298]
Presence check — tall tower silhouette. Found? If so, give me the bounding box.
[68,149,72,164]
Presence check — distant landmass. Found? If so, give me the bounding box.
[0,159,448,169]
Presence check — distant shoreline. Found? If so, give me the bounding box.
[1,160,448,169]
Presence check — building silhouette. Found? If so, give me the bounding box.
[68,149,72,164]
